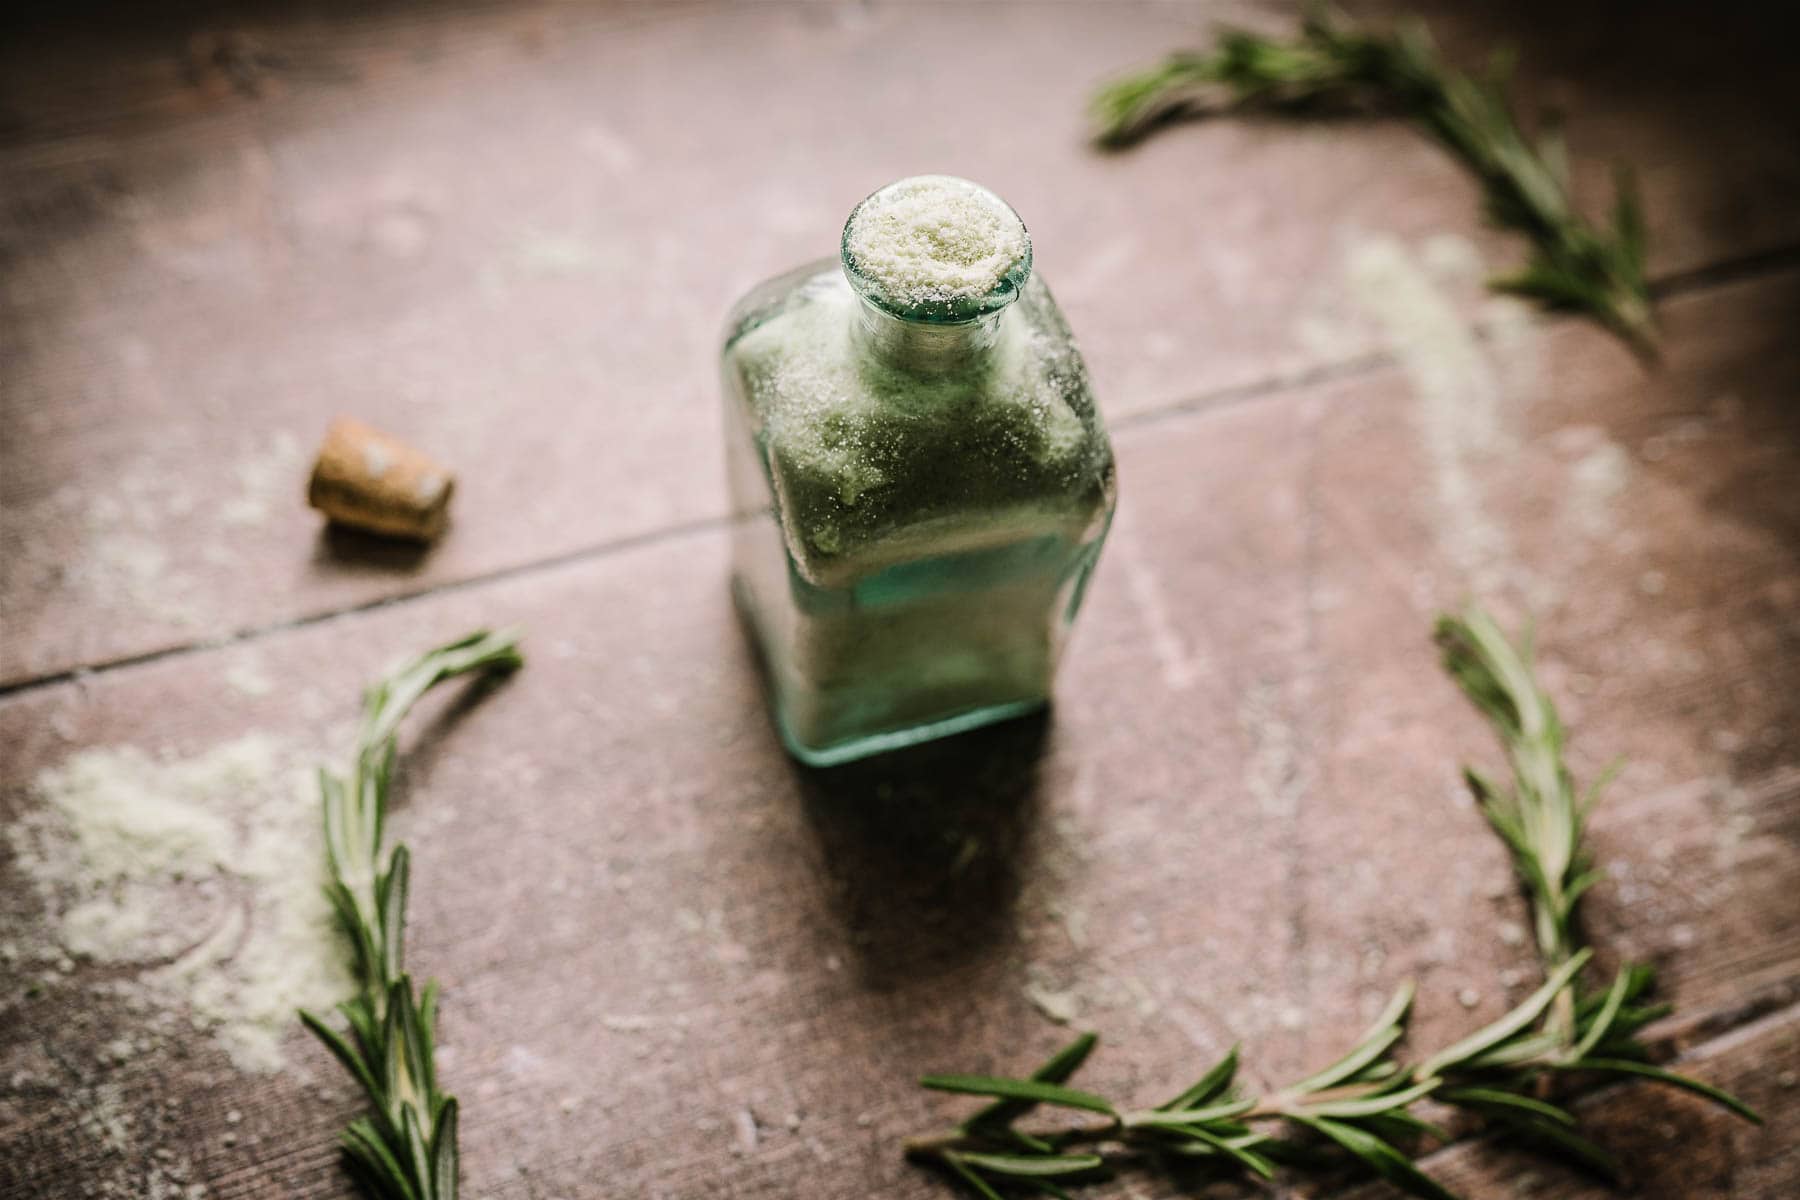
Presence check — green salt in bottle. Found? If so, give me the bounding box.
[721,175,1117,765]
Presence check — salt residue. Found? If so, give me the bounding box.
[223,650,275,697]
[1342,235,1532,597]
[1109,515,1201,692]
[1565,436,1632,538]
[74,499,199,628]
[218,430,303,528]
[1022,965,1081,1025]
[59,430,303,627]
[1240,680,1304,819]
[843,175,1028,310]
[8,734,353,1073]
[25,745,239,878]
[77,1077,208,1199]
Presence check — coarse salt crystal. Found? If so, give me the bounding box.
[843,175,1028,311]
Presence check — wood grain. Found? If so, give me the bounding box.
[1334,1002,1800,1200]
[5,268,1799,1197]
[5,0,1799,685]
[2,3,1797,1198]
[1286,265,1800,1070]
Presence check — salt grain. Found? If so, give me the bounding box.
[9,736,352,1073]
[1340,236,1535,600]
[1023,976,1081,1025]
[843,175,1028,311]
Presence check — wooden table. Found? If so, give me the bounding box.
[3,2,1796,1196]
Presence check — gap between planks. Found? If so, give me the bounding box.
[5,241,1800,705]
[0,512,731,702]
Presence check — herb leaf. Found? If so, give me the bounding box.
[953,1153,1104,1178]
[922,1076,1118,1117]
[1415,950,1591,1078]
[1294,1115,1458,1200]
[1565,1058,1764,1125]
[965,1032,1101,1133]
[1156,1043,1238,1111]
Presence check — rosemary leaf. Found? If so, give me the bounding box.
[922,1076,1117,1117]
[1286,981,1413,1093]
[1436,608,1590,996]
[1564,1059,1764,1125]
[1415,950,1591,1079]
[1292,1077,1441,1120]
[946,1156,1007,1200]
[1171,1124,1277,1178]
[953,1153,1105,1179]
[1438,1086,1576,1127]
[1126,1098,1254,1128]
[1289,1115,1459,1200]
[965,1032,1100,1133]
[1568,966,1633,1061]
[1483,1112,1622,1181]
[1154,1043,1238,1111]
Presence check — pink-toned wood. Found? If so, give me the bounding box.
[3,3,1797,1198]
[1282,266,1800,1079]
[4,267,1798,1198]
[5,0,1799,685]
[1340,1003,1800,1200]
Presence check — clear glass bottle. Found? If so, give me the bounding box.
[721,176,1116,766]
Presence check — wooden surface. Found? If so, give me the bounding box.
[2,2,1797,1197]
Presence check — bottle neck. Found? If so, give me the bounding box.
[851,295,1004,376]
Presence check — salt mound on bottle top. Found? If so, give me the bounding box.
[841,175,1032,321]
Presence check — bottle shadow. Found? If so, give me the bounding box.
[789,710,1051,990]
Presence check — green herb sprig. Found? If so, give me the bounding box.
[903,607,1756,1200]
[300,629,524,1200]
[1090,7,1657,358]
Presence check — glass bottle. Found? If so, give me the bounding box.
[721,175,1117,766]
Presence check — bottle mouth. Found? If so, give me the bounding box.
[840,175,1033,325]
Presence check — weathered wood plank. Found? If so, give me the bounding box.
[0,391,1321,1197]
[3,265,1796,1198]
[1282,260,1800,1076]
[6,1,1799,685]
[0,0,1237,687]
[1336,1001,1800,1200]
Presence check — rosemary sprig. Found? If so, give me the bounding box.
[299,629,524,1200]
[1431,609,1764,1116]
[903,607,1756,1200]
[1434,610,1600,1039]
[1090,7,1658,357]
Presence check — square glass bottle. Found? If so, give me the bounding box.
[721,176,1116,765]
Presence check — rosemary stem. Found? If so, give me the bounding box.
[905,1089,1381,1160]
[901,1118,1120,1160]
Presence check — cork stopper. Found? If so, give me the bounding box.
[307,418,454,541]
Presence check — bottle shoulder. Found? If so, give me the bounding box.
[721,269,1115,585]
[721,258,842,353]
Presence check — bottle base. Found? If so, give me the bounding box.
[778,697,1048,768]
